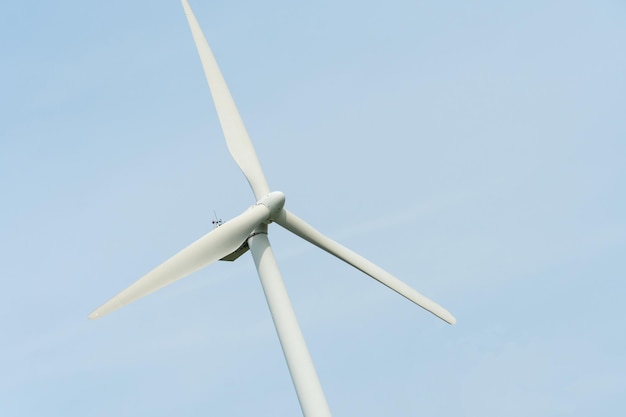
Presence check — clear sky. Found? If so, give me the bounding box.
[1,0,625,416]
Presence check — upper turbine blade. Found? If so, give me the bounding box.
[275,209,456,324]
[181,0,270,201]
[89,204,270,319]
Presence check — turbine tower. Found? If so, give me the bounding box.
[90,1,456,416]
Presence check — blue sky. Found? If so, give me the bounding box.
[1,0,625,416]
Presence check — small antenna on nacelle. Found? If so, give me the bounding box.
[212,210,223,228]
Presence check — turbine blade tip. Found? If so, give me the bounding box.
[444,314,457,325]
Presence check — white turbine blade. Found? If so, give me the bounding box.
[181,0,270,200]
[89,204,270,320]
[275,209,456,324]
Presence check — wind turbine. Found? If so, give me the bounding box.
[90,1,456,416]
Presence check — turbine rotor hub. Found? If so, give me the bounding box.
[257,191,286,221]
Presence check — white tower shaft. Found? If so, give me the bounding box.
[249,226,333,417]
